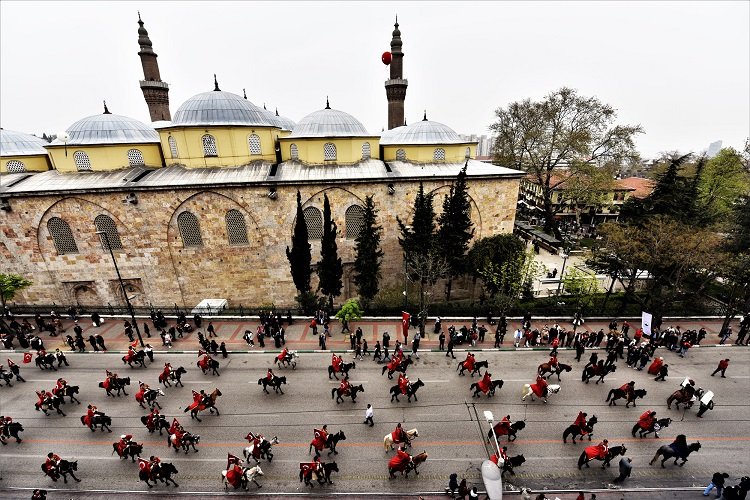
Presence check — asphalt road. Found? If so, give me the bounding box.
[1,345,748,498]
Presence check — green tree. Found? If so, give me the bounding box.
[352,196,384,306]
[698,148,750,226]
[286,191,313,309]
[0,273,33,308]
[491,87,642,238]
[317,193,343,308]
[436,163,475,300]
[335,298,364,323]
[466,234,527,297]
[398,182,436,255]
[561,267,601,310]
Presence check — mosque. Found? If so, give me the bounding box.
[0,17,523,310]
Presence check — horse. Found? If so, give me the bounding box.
[42,459,80,483]
[0,368,13,386]
[390,379,425,403]
[521,383,561,403]
[309,430,346,458]
[139,388,165,410]
[722,476,750,500]
[172,432,200,454]
[382,357,412,379]
[187,388,222,421]
[197,358,220,376]
[578,445,626,469]
[1,422,24,444]
[139,461,179,488]
[37,394,66,416]
[538,362,573,381]
[331,384,364,404]
[276,351,299,369]
[501,454,525,476]
[384,428,419,451]
[299,462,339,487]
[123,350,147,368]
[258,375,287,395]
[81,413,112,432]
[562,415,598,443]
[160,366,186,388]
[112,441,143,462]
[470,379,504,398]
[59,385,81,405]
[649,441,701,467]
[329,361,356,380]
[35,353,58,371]
[667,388,702,409]
[99,376,130,397]
[457,359,489,377]
[487,421,526,443]
[403,451,429,477]
[582,364,617,384]
[141,414,169,435]
[632,417,672,438]
[222,465,263,490]
[606,388,647,407]
[243,436,280,463]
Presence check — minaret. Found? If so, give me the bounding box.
[385,17,408,130]
[137,13,171,121]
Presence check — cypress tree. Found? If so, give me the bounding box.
[317,193,343,307]
[286,191,312,294]
[353,195,384,305]
[398,182,436,255]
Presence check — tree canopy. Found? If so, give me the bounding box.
[0,274,33,308]
[286,191,313,294]
[317,193,343,306]
[352,195,384,305]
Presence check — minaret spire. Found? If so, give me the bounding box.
[137,14,171,121]
[325,96,330,109]
[213,74,221,91]
[385,17,408,130]
[103,100,111,114]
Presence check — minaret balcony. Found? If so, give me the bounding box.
[140,80,169,89]
[384,78,408,87]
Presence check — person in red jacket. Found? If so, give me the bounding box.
[117,434,133,456]
[146,407,160,432]
[44,452,61,477]
[477,371,493,394]
[265,368,274,382]
[388,444,412,474]
[331,353,342,373]
[398,372,410,395]
[462,352,476,373]
[159,363,172,384]
[391,422,408,446]
[548,354,559,369]
[711,359,730,378]
[635,410,656,436]
[620,381,635,399]
[493,415,512,437]
[573,411,588,436]
[339,376,351,396]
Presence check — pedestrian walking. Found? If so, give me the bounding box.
[411,331,421,359]
[363,403,374,426]
[220,341,228,358]
[207,322,216,338]
[341,319,350,333]
[613,457,632,483]
[373,340,382,361]
[95,334,106,351]
[445,473,459,497]
[349,332,356,350]
[144,344,154,362]
[7,359,25,382]
[88,335,99,352]
[711,359,730,378]
[513,328,522,348]
[243,330,254,346]
[74,333,85,353]
[382,331,390,350]
[362,339,369,356]
[446,336,456,359]
[143,323,151,338]
[703,472,729,498]
[91,312,102,327]
[719,326,732,344]
[319,332,326,350]
[354,341,363,361]
[439,331,446,350]
[164,332,172,349]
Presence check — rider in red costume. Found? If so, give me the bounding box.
[462,352,476,373]
[171,425,185,449]
[125,346,136,363]
[331,353,342,373]
[44,452,61,476]
[277,347,289,363]
[135,381,149,403]
[266,368,274,382]
[493,415,512,436]
[398,372,410,395]
[574,411,588,436]
[169,418,182,436]
[388,444,412,472]
[102,370,116,391]
[637,410,656,431]
[146,407,160,431]
[300,456,323,482]
[478,371,493,393]
[490,446,509,465]
[339,376,351,395]
[392,422,408,446]
[535,374,549,397]
[225,453,245,488]
[117,434,133,456]
[548,354,558,369]
[52,378,67,397]
[595,439,609,459]
[160,363,172,383]
[620,381,635,399]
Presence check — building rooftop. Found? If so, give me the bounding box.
[0,129,49,156]
[48,113,159,146]
[171,90,275,127]
[616,176,655,199]
[379,119,468,145]
[288,107,371,138]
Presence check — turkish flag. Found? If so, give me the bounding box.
[23,352,32,364]
[138,458,149,471]
[227,453,241,466]
[130,339,139,348]
[401,312,411,338]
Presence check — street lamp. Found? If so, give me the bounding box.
[403,225,412,310]
[556,249,570,296]
[97,230,144,347]
[482,410,503,499]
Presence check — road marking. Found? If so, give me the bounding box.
[420,379,448,383]
[25,379,57,382]
[730,375,750,379]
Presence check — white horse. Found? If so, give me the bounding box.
[221,465,264,490]
[521,383,561,403]
[383,428,419,452]
[243,436,280,463]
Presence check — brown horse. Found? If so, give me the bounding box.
[667,388,701,409]
[405,451,428,477]
[187,388,222,421]
[538,362,573,381]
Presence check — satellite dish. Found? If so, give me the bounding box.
[58,132,70,143]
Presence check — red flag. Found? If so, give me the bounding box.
[138,458,149,471]
[191,390,199,399]
[7,358,16,367]
[130,339,139,348]
[245,432,256,442]
[198,350,206,357]
[227,453,241,466]
[401,312,411,338]
[23,353,32,364]
[172,417,180,427]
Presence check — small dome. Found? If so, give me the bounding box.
[379,119,464,145]
[288,108,370,138]
[52,113,159,146]
[172,91,275,127]
[0,129,49,156]
[273,111,296,132]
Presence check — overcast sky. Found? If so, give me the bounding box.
[1,1,748,158]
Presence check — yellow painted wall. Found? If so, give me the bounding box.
[158,126,281,168]
[47,144,163,173]
[0,154,51,173]
[279,137,380,164]
[382,143,475,162]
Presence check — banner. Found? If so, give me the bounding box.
[401,312,411,339]
[641,311,652,337]
[23,352,32,364]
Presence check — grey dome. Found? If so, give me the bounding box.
[288,108,370,138]
[51,114,159,146]
[273,111,296,132]
[379,119,464,145]
[173,91,275,127]
[0,129,49,156]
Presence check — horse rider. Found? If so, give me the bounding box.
[392,422,409,447]
[535,374,549,397]
[246,431,264,449]
[125,345,136,364]
[44,452,61,478]
[493,415,512,437]
[391,443,412,470]
[313,425,329,448]
[117,434,134,456]
[620,381,635,400]
[103,370,117,392]
[636,410,657,435]
[669,434,688,456]
[136,381,150,403]
[573,411,588,436]
[398,372,411,395]
[265,368,274,384]
[278,347,290,363]
[35,389,53,410]
[169,418,183,437]
[490,445,509,465]
[160,363,172,382]
[548,353,559,370]
[83,404,99,428]
[148,455,161,478]
[595,439,609,459]
[331,353,343,373]
[146,407,160,431]
[479,370,493,394]
[462,352,476,373]
[52,378,67,397]
[339,375,352,396]
[199,389,211,408]
[171,424,185,449]
[301,456,323,482]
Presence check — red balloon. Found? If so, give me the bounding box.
[381,51,392,65]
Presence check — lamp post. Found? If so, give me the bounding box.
[482,410,503,499]
[556,249,570,296]
[97,230,144,347]
[403,225,412,310]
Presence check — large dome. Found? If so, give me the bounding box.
[379,119,464,145]
[172,91,275,127]
[288,107,370,138]
[53,113,159,146]
[0,128,49,156]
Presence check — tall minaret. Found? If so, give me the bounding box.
[385,17,408,130]
[137,13,171,121]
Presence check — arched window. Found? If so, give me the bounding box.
[323,142,337,161]
[73,151,91,171]
[47,217,78,254]
[94,214,123,251]
[396,148,406,161]
[361,142,371,160]
[290,143,299,160]
[345,204,365,240]
[248,134,262,155]
[127,149,145,166]
[303,206,323,239]
[465,146,471,159]
[433,148,446,161]
[6,160,25,173]
[225,209,248,245]
[202,134,217,157]
[168,136,179,158]
[177,211,203,248]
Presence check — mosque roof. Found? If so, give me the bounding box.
[0,129,49,156]
[49,112,160,146]
[379,118,467,145]
[172,90,275,127]
[288,105,371,138]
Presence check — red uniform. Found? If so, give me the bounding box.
[146,409,159,430]
[462,353,476,372]
[620,383,633,395]
[477,372,493,394]
[277,348,289,363]
[159,363,172,383]
[332,354,342,372]
[138,458,152,476]
[52,379,66,396]
[398,373,410,395]
[647,358,664,375]
[339,379,351,395]
[44,454,60,474]
[311,428,328,451]
[574,411,588,435]
[549,355,558,367]
[135,384,148,403]
[584,441,608,460]
[187,391,203,411]
[124,347,135,363]
[198,355,211,371]
[391,425,407,444]
[531,375,548,397]
[266,369,274,382]
[718,359,730,370]
[226,464,244,488]
[638,410,655,430]
[386,351,403,372]
[169,418,182,435]
[300,459,322,480]
[493,416,512,436]
[388,448,411,471]
[117,434,133,455]
[171,428,184,448]
[551,338,560,349]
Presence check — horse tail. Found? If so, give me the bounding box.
[257,379,263,385]
[331,388,336,399]
[562,427,570,442]
[578,451,587,468]
[605,389,613,401]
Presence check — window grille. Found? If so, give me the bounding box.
[361,142,371,160]
[127,149,145,166]
[323,142,337,161]
[47,217,78,254]
[248,134,262,155]
[303,206,323,239]
[433,148,446,161]
[177,211,203,247]
[202,134,217,157]
[345,204,365,240]
[290,143,299,160]
[465,147,471,159]
[94,214,123,250]
[168,136,179,158]
[73,151,91,171]
[225,209,249,245]
[6,160,25,173]
[396,148,406,161]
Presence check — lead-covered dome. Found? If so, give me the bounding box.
[288,107,370,138]
[0,128,49,156]
[379,119,464,145]
[172,91,275,127]
[53,113,159,146]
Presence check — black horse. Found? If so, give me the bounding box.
[329,361,356,380]
[37,394,66,416]
[35,353,58,371]
[42,459,80,483]
[562,415,598,443]
[123,350,147,368]
[606,388,647,407]
[309,430,346,458]
[99,376,131,397]
[457,359,489,377]
[113,441,143,462]
[722,476,750,500]
[301,461,339,486]
[649,441,701,467]
[382,358,412,379]
[198,358,220,376]
[578,445,627,469]
[487,421,526,443]
[1,421,24,444]
[160,366,186,387]
[582,364,617,384]
[470,379,504,398]
[501,454,526,476]
[331,384,364,403]
[139,462,179,488]
[258,375,287,394]
[81,413,112,432]
[59,385,81,405]
[140,388,164,410]
[632,417,672,439]
[141,414,170,435]
[390,379,424,403]
[172,432,200,454]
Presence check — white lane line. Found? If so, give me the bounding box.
[24,379,57,382]
[730,376,750,379]
[421,379,449,383]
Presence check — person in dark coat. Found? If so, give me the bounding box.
[613,457,632,483]
[143,323,151,338]
[88,335,99,351]
[91,312,102,327]
[209,339,219,354]
[220,341,228,358]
